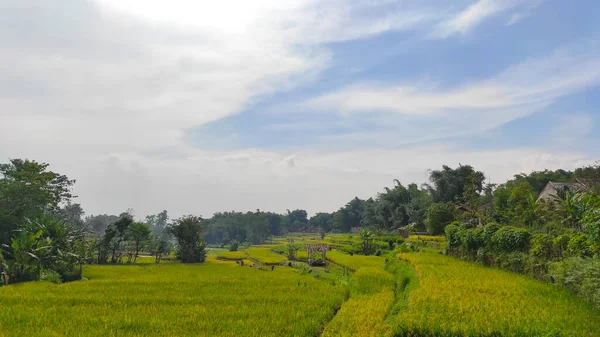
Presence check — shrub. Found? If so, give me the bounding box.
[490,226,531,253]
[567,233,594,257]
[40,270,63,284]
[229,240,239,252]
[530,234,555,260]
[550,258,600,309]
[425,203,457,235]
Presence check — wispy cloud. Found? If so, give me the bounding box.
[507,0,544,25]
[311,41,600,136]
[429,0,542,38]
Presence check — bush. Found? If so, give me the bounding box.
[229,240,239,252]
[567,233,594,257]
[490,226,531,253]
[40,270,63,284]
[425,203,457,235]
[495,252,528,274]
[550,258,600,309]
[530,234,555,260]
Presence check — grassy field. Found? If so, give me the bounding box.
[327,250,386,271]
[323,266,395,337]
[0,262,346,337]
[245,247,287,264]
[1,236,598,337]
[390,253,600,337]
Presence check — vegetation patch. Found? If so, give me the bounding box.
[244,247,287,265]
[389,253,600,337]
[0,263,346,337]
[322,266,395,337]
[327,250,386,271]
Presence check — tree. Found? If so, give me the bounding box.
[309,212,333,232]
[425,203,457,235]
[286,238,300,260]
[150,238,171,265]
[287,209,308,231]
[0,159,75,245]
[58,202,86,234]
[128,222,152,263]
[97,214,133,264]
[85,214,119,237]
[359,229,375,255]
[427,164,485,204]
[169,215,207,263]
[146,210,169,238]
[2,216,86,283]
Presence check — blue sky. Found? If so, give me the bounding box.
[1,0,599,217]
[190,0,600,154]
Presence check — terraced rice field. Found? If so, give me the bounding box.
[389,253,600,337]
[1,239,598,337]
[0,263,345,337]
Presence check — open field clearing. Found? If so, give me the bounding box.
[390,253,600,337]
[0,263,346,337]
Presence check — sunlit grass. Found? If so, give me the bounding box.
[327,250,385,271]
[323,266,395,337]
[389,253,600,337]
[0,262,346,337]
[245,247,287,265]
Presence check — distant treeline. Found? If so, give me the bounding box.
[1,157,599,291]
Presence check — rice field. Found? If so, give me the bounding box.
[327,250,386,271]
[244,247,287,264]
[323,266,395,337]
[1,238,597,337]
[389,253,600,337]
[0,262,346,337]
[214,249,246,261]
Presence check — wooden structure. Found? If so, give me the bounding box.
[305,243,328,266]
[398,228,410,238]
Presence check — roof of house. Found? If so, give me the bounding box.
[546,181,586,193]
[538,181,587,200]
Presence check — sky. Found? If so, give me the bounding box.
[1,0,599,219]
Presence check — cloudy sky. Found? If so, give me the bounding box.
[1,0,599,218]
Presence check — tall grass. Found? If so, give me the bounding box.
[389,253,600,337]
[0,263,346,337]
[322,266,395,337]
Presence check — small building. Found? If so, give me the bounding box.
[350,227,363,234]
[538,181,586,202]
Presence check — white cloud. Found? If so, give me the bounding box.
[549,113,595,147]
[430,0,542,38]
[66,146,592,217]
[507,0,544,25]
[311,41,600,137]
[0,0,590,219]
[0,0,439,217]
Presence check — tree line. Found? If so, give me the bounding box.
[1,157,599,291]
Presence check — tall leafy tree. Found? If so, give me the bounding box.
[309,212,333,232]
[169,215,207,263]
[128,222,152,262]
[0,159,75,245]
[426,164,485,204]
